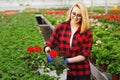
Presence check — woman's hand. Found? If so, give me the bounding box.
[65,59,69,64]
[45,47,51,54]
[46,55,54,62]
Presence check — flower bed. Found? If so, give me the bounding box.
[2,10,19,15]
[90,17,120,80]
[93,10,120,24]
[0,12,57,79]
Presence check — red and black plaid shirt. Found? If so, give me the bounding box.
[45,21,93,76]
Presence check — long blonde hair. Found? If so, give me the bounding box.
[66,2,89,34]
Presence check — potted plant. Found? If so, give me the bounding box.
[90,44,101,65]
[107,62,120,80]
[96,49,110,71]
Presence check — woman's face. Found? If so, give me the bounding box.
[70,6,82,24]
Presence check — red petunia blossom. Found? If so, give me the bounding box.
[27,46,42,53]
[94,15,99,19]
[35,46,42,52]
[27,46,34,53]
[33,47,38,52]
[49,50,58,58]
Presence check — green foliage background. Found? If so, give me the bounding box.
[0,13,56,80]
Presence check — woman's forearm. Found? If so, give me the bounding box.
[67,55,85,63]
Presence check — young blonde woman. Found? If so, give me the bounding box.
[44,2,93,80]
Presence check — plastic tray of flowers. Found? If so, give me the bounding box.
[26,46,68,80]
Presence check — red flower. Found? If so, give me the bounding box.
[27,46,34,53]
[49,50,58,58]
[27,46,42,53]
[35,46,42,52]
